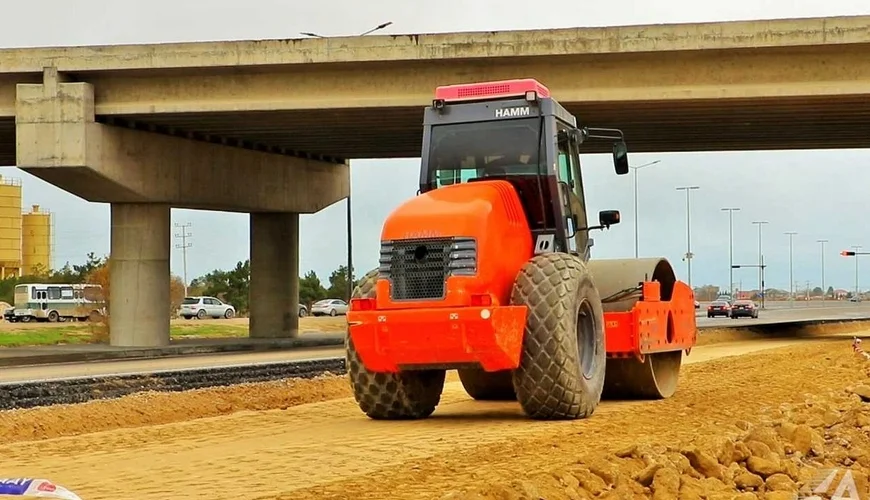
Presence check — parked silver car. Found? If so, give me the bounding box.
[310,299,348,317]
[179,296,236,319]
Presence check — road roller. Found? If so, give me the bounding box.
[345,78,697,420]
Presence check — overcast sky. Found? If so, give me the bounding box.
[2,0,869,293]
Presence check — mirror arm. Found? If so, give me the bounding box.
[580,127,625,142]
[577,224,611,232]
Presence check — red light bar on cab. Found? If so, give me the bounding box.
[434,78,551,102]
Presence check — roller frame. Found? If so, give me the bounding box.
[588,257,697,363]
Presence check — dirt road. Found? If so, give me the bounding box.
[2,330,869,499]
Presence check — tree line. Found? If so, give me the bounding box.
[188,261,358,315]
[0,253,357,318]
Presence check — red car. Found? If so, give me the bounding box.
[707,300,731,318]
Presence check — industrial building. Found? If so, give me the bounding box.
[0,175,52,278]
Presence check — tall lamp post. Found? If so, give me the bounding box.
[630,160,661,258]
[841,247,867,300]
[676,186,699,288]
[817,239,828,301]
[785,231,798,304]
[721,208,741,297]
[301,21,393,38]
[301,24,391,300]
[752,221,768,308]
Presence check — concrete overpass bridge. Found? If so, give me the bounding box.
[0,15,867,346]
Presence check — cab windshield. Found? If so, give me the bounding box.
[425,117,543,189]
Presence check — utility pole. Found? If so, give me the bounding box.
[752,221,769,308]
[174,222,192,297]
[817,239,828,301]
[721,208,741,297]
[346,183,354,302]
[630,160,661,258]
[785,231,797,306]
[676,186,699,288]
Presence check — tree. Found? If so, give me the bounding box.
[86,259,111,343]
[827,286,835,298]
[169,275,186,317]
[299,270,327,306]
[327,265,353,301]
[191,260,251,314]
[812,286,823,297]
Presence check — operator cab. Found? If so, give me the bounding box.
[419,79,629,259]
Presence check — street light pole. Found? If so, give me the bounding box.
[752,221,768,308]
[721,208,741,297]
[785,231,798,305]
[853,244,862,297]
[676,186,699,288]
[630,160,661,258]
[817,239,828,301]
[301,21,393,38]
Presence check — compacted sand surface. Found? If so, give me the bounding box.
[2,329,870,499]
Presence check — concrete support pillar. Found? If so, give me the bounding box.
[109,203,171,347]
[249,212,300,339]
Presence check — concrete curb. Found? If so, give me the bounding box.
[0,332,346,368]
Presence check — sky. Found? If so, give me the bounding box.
[1,0,870,293]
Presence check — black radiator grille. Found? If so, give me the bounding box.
[379,237,476,301]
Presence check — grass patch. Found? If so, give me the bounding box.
[0,327,91,347]
[0,323,250,347]
[169,324,248,339]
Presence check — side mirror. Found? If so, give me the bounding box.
[599,210,621,228]
[612,141,629,175]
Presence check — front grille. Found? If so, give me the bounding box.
[379,237,477,301]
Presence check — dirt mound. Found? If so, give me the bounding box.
[0,373,351,443]
[439,362,870,499]
[697,319,870,347]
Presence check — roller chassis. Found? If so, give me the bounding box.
[346,254,696,420]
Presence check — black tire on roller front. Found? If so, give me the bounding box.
[457,367,516,401]
[511,253,607,420]
[346,268,446,420]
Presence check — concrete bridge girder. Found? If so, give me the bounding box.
[14,69,349,346]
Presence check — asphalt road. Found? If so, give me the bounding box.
[695,300,870,327]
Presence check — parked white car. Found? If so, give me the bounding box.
[179,296,236,319]
[310,299,348,317]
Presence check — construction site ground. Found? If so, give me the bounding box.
[4,323,870,499]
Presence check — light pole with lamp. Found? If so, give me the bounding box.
[752,221,768,308]
[301,21,393,38]
[817,239,828,301]
[300,23,392,300]
[841,247,867,300]
[785,231,797,305]
[676,186,699,288]
[630,160,661,258]
[721,208,741,297]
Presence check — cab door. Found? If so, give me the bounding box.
[555,123,589,256]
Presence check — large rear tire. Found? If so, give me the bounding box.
[346,268,446,420]
[458,367,516,401]
[511,253,606,420]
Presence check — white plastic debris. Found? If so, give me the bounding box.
[0,479,82,500]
